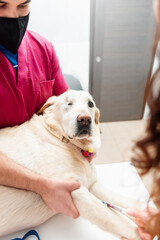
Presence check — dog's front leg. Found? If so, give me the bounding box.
[71,186,140,240]
[89,181,145,210]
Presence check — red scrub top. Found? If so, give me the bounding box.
[0,30,68,128]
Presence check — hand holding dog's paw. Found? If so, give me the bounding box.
[37,177,80,219]
[121,228,154,240]
[121,207,159,240]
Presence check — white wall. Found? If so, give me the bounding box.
[28,0,90,91]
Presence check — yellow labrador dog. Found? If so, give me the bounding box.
[0,90,140,239]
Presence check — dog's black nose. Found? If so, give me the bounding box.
[77,114,92,126]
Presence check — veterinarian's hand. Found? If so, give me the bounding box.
[121,208,159,240]
[38,178,80,219]
[121,230,153,240]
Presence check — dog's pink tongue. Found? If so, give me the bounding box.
[88,153,96,162]
[88,157,92,163]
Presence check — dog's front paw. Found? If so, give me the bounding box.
[119,221,141,240]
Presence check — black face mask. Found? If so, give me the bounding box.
[0,13,29,54]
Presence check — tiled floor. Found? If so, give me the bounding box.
[95,120,147,164]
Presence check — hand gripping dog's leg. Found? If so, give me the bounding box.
[71,186,141,240]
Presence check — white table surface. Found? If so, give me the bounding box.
[1,162,151,240]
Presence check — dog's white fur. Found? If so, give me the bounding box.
[0,90,141,239]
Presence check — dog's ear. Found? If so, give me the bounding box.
[95,107,100,124]
[37,96,57,115]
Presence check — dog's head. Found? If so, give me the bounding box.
[37,90,101,150]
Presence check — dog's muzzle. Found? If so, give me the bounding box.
[76,114,92,137]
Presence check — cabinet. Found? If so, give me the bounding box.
[89,0,156,122]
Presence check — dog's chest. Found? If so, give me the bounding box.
[63,159,97,188]
[37,144,97,189]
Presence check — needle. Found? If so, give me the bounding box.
[101,200,135,221]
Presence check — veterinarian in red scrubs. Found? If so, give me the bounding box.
[0,0,80,219]
[0,29,68,128]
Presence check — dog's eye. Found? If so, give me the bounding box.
[88,101,94,108]
[67,102,73,106]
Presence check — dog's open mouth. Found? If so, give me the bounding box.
[79,129,89,135]
[75,126,91,138]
